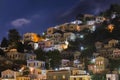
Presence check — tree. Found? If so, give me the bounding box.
[0,37,8,47]
[17,42,24,53]
[47,50,62,69]
[91,74,106,80]
[0,49,5,56]
[8,29,21,48]
[34,48,46,61]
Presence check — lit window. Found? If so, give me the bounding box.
[53,76,56,79]
[62,75,65,79]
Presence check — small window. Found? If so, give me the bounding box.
[53,76,56,79]
[62,75,65,79]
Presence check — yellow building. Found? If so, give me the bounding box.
[1,69,21,80]
[70,75,91,80]
[94,56,109,73]
[16,76,30,80]
[108,39,118,47]
[68,24,80,31]
[71,69,87,75]
[23,32,44,42]
[47,70,70,80]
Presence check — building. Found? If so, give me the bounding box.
[70,75,91,80]
[38,41,45,49]
[74,51,81,60]
[58,23,68,31]
[29,69,51,80]
[70,69,90,80]
[98,47,115,58]
[63,32,76,41]
[88,64,95,72]
[25,53,36,60]
[27,60,45,69]
[47,70,70,80]
[96,16,106,23]
[6,49,25,60]
[47,27,56,35]
[1,69,21,80]
[73,59,80,68]
[71,69,87,75]
[16,76,30,80]
[23,32,43,42]
[44,40,54,48]
[94,56,109,73]
[108,39,118,47]
[106,74,119,80]
[111,48,120,59]
[61,59,71,67]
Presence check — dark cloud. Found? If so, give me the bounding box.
[61,0,120,18]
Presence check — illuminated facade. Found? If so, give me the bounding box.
[58,23,68,31]
[96,16,106,23]
[16,76,30,80]
[23,32,43,42]
[47,27,56,35]
[27,60,45,70]
[70,69,90,80]
[111,48,120,59]
[70,75,91,80]
[47,70,70,80]
[94,56,109,73]
[44,40,54,48]
[63,32,76,41]
[1,69,21,80]
[108,39,118,47]
[106,74,119,80]
[6,49,25,60]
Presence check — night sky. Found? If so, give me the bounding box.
[0,0,120,41]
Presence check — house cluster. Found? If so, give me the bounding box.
[95,39,120,59]
[0,48,90,80]
[0,13,120,80]
[22,14,108,52]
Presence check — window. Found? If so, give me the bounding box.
[79,78,82,80]
[53,76,56,79]
[74,78,76,80]
[62,75,65,79]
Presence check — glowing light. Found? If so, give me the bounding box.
[30,67,34,74]
[80,46,84,51]
[107,24,114,32]
[55,68,58,71]
[91,58,95,63]
[65,40,69,45]
[80,35,84,39]
[19,66,25,72]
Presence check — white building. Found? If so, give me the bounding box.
[27,60,45,69]
[106,74,119,80]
